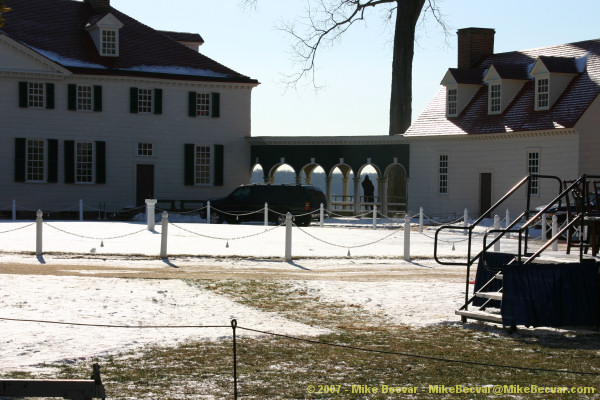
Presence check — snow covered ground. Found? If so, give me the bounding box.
[0,217,548,373]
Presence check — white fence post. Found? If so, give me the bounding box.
[372,205,377,230]
[160,211,168,258]
[505,209,511,239]
[12,199,16,221]
[463,208,468,235]
[285,212,292,261]
[552,215,558,251]
[36,209,43,257]
[264,202,269,227]
[206,201,211,224]
[404,216,410,261]
[419,206,424,233]
[79,199,84,221]
[146,199,157,231]
[319,203,324,227]
[541,213,548,242]
[494,214,501,252]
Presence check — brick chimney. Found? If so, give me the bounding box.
[85,0,111,13]
[457,28,495,68]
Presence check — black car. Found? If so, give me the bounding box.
[201,184,326,226]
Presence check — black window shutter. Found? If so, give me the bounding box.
[211,92,220,118]
[47,139,58,183]
[188,91,197,117]
[18,82,28,108]
[64,140,75,184]
[130,87,138,113]
[14,138,26,182]
[67,84,77,110]
[154,88,163,114]
[45,83,55,109]
[95,141,106,184]
[93,85,103,112]
[213,144,224,186]
[184,144,195,185]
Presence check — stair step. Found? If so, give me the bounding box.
[474,291,503,301]
[495,274,503,280]
[456,309,503,323]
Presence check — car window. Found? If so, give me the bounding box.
[229,186,251,201]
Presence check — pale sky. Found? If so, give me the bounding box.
[111,0,600,137]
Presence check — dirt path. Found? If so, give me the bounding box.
[0,253,469,281]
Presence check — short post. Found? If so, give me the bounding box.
[206,201,211,224]
[494,214,501,252]
[36,209,43,257]
[145,199,157,231]
[419,206,424,233]
[160,211,168,258]
[463,208,468,235]
[552,215,558,251]
[12,199,16,221]
[372,205,377,230]
[505,209,511,239]
[541,213,548,242]
[79,199,84,221]
[319,203,324,227]
[285,212,292,261]
[404,216,410,261]
[264,202,269,227]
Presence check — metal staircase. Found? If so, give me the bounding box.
[434,174,600,325]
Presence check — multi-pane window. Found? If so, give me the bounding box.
[528,152,540,195]
[26,139,45,182]
[490,84,501,113]
[77,85,93,111]
[101,29,117,56]
[196,93,211,117]
[439,154,448,194]
[447,89,457,116]
[76,142,94,183]
[536,78,549,110]
[138,89,153,113]
[195,145,212,185]
[137,143,153,156]
[28,83,45,108]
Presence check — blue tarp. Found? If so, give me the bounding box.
[501,261,600,327]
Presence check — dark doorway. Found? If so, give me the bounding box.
[479,173,492,218]
[136,164,155,206]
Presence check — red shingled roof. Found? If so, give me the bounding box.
[1,0,257,84]
[405,39,600,136]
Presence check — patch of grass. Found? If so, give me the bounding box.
[3,279,600,399]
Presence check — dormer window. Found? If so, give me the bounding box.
[447,88,457,116]
[101,29,117,56]
[85,13,123,57]
[489,84,501,114]
[535,77,549,110]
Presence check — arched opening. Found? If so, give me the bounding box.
[250,164,265,183]
[269,164,297,184]
[329,165,355,215]
[386,164,408,215]
[358,165,380,213]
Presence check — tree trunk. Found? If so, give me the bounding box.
[389,0,425,135]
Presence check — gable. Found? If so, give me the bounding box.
[0,34,70,77]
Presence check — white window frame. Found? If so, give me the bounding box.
[28,82,45,109]
[77,85,93,111]
[196,93,211,117]
[26,139,45,182]
[527,151,540,196]
[535,77,550,110]
[446,88,457,117]
[489,83,501,114]
[138,88,153,113]
[194,145,213,185]
[439,154,449,195]
[75,142,95,184]
[137,142,154,157]
[101,29,118,56]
